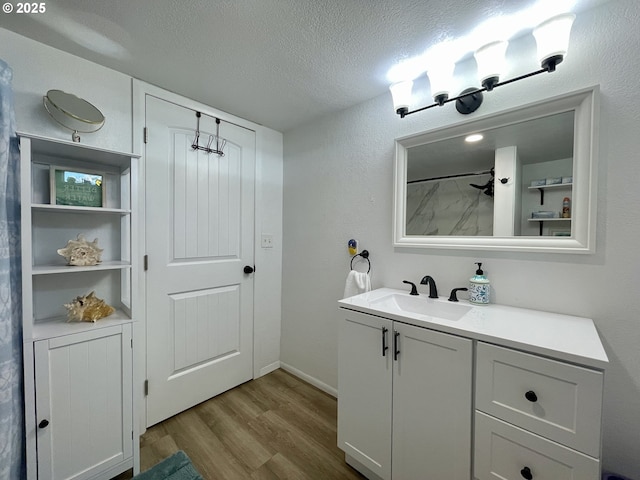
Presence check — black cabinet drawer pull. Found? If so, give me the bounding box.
[525,390,538,402]
[381,327,389,356]
[520,466,533,479]
[38,419,49,429]
[393,331,400,360]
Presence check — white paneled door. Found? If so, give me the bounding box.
[145,96,255,426]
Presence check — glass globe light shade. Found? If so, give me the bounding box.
[427,62,455,105]
[533,13,576,71]
[474,41,508,90]
[390,81,413,115]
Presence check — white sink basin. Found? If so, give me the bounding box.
[369,293,472,321]
[339,288,609,369]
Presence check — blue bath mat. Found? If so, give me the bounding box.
[133,451,204,480]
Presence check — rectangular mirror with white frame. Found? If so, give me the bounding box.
[393,86,598,254]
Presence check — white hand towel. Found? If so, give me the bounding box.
[343,270,372,299]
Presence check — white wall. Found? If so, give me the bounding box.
[1,26,283,419]
[282,1,640,477]
[0,29,131,152]
[254,127,284,376]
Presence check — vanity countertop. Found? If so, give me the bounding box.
[338,288,608,369]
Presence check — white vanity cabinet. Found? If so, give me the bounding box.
[19,133,140,480]
[338,309,473,480]
[338,288,607,480]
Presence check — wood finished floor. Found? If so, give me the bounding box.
[117,369,364,480]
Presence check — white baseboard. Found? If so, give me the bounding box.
[258,361,281,377]
[346,454,383,480]
[279,362,337,398]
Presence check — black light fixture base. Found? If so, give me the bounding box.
[482,76,499,92]
[434,93,449,107]
[456,88,484,115]
[542,54,564,72]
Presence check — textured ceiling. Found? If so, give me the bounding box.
[0,0,609,132]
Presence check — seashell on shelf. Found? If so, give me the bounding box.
[57,234,103,266]
[64,291,115,322]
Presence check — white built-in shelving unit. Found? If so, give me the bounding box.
[19,132,140,480]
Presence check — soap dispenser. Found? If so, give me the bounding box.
[469,262,490,305]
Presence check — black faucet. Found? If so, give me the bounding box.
[448,287,468,302]
[402,280,419,296]
[420,276,438,298]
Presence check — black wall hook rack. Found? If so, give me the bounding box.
[192,111,226,156]
[350,250,371,274]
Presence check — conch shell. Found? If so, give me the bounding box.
[57,234,103,266]
[64,291,115,322]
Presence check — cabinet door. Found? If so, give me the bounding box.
[35,324,133,480]
[338,310,393,480]
[392,322,473,480]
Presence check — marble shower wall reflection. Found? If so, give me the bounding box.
[406,174,494,236]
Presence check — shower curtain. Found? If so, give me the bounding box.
[0,59,25,480]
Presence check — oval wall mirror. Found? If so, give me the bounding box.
[43,89,105,142]
[393,87,598,254]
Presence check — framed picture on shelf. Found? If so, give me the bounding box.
[50,166,106,207]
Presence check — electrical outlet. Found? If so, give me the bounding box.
[261,234,274,248]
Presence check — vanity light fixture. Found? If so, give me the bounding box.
[390,12,576,118]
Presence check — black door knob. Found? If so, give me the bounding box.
[520,466,533,479]
[38,419,49,429]
[525,390,538,402]
[243,265,254,274]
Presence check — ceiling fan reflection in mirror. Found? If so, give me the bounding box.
[43,89,105,142]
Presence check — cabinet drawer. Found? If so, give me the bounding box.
[475,411,600,480]
[475,342,603,457]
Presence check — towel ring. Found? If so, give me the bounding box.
[350,250,371,274]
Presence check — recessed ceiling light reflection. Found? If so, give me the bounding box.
[465,134,484,143]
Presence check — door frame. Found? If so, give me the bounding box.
[132,80,283,434]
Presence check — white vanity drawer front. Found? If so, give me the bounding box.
[475,342,603,457]
[475,412,600,480]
